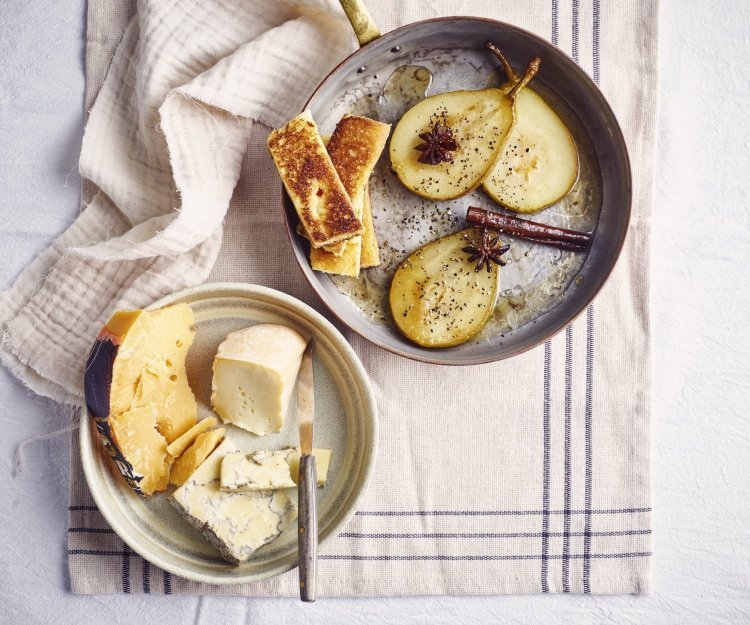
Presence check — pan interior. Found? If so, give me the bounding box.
[289,19,630,364]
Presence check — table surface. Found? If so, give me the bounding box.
[2,1,749,623]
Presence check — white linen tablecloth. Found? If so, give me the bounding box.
[2,0,750,621]
[43,0,654,596]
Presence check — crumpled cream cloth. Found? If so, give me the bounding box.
[0,0,354,404]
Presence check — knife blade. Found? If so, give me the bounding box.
[297,339,317,602]
[298,339,315,456]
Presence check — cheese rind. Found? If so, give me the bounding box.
[211,325,307,435]
[170,439,297,564]
[169,428,226,486]
[166,417,219,458]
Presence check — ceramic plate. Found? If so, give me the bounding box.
[80,283,377,585]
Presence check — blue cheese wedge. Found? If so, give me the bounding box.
[221,447,332,492]
[169,438,297,564]
[282,447,332,487]
[220,450,296,491]
[211,324,307,435]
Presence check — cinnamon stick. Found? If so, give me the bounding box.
[466,207,591,251]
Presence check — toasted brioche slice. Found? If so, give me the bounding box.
[268,111,362,248]
[322,240,347,256]
[299,187,379,270]
[310,231,362,276]
[309,238,362,277]
[313,134,348,257]
[295,225,367,266]
[309,116,390,276]
[296,223,347,256]
[360,185,380,268]
[314,134,348,256]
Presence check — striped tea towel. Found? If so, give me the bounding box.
[7,0,656,596]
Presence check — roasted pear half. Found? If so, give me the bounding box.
[389,59,540,201]
[482,43,579,213]
[390,228,501,348]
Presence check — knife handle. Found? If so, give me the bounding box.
[298,454,318,602]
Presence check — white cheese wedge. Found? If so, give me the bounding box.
[221,447,332,492]
[211,324,307,435]
[170,438,297,565]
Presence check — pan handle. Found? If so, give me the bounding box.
[338,0,381,46]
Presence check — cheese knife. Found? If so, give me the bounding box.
[297,339,317,602]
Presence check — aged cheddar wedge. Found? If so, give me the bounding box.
[84,304,198,495]
[309,115,390,276]
[105,405,171,496]
[169,427,226,486]
[85,304,197,443]
[268,111,363,249]
[166,417,219,458]
[211,324,307,435]
[221,446,332,492]
[170,438,297,565]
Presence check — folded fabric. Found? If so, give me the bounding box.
[0,0,354,404]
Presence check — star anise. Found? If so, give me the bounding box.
[462,229,510,273]
[414,122,459,165]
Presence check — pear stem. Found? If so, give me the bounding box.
[508,57,541,99]
[485,41,520,83]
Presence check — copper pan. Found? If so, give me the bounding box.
[281,0,631,365]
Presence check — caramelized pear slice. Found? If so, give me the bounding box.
[389,59,539,201]
[390,228,500,348]
[389,90,513,200]
[482,43,579,213]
